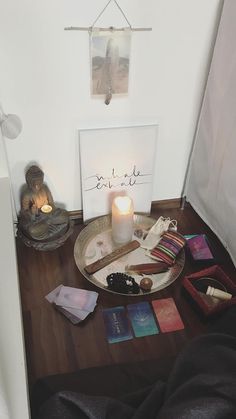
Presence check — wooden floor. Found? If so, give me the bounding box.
[16,204,236,392]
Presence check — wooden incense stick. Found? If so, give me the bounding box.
[84,240,140,275]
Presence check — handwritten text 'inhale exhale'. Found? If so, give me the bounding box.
[85,165,152,192]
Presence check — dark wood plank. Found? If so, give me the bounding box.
[68,198,182,221]
[16,205,236,390]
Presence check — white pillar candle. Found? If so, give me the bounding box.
[112,196,134,244]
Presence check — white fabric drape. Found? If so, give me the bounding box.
[185,0,236,266]
[0,366,10,419]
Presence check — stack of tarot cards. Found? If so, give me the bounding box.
[45,285,98,324]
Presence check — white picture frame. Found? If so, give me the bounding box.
[79,125,158,221]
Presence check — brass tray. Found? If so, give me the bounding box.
[74,214,185,296]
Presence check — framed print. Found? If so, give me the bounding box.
[79,125,158,221]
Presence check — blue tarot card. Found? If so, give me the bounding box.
[102,306,133,344]
[127,302,159,337]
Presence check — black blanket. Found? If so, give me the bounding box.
[37,308,236,419]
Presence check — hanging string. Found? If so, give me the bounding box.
[112,0,132,28]
[91,0,131,29]
[64,0,152,32]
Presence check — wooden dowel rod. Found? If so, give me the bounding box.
[64,26,152,32]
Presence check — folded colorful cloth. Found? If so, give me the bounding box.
[150,230,186,265]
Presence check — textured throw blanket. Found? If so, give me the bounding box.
[37,308,236,419]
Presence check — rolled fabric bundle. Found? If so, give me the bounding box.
[150,230,186,265]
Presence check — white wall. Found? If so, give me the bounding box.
[0,0,222,213]
[0,132,8,178]
[0,177,30,419]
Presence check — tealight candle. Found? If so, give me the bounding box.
[112,196,134,244]
[41,204,52,214]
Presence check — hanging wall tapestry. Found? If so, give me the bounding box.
[64,0,151,105]
[90,29,131,104]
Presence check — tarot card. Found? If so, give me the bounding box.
[186,234,214,262]
[127,302,159,337]
[45,285,91,324]
[152,298,184,333]
[55,306,82,325]
[102,306,133,344]
[61,306,91,321]
[45,284,63,303]
[55,286,98,311]
[184,234,197,240]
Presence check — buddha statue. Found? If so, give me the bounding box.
[18,165,70,243]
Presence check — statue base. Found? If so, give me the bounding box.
[17,219,74,251]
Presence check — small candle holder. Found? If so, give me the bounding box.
[112,196,134,244]
[41,204,53,214]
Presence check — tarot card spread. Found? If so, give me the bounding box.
[102,300,183,344]
[102,302,158,343]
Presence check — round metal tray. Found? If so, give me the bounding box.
[74,214,185,296]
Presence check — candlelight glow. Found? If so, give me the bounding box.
[41,204,52,214]
[113,196,132,215]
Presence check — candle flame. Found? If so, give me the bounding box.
[114,196,132,214]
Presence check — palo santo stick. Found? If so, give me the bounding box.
[84,240,140,275]
[125,262,169,275]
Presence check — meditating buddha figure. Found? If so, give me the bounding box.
[19,165,69,242]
